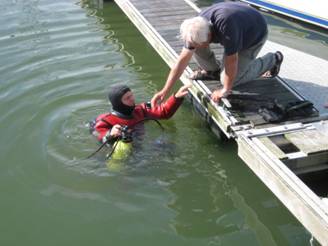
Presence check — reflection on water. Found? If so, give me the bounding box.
[164,144,310,245]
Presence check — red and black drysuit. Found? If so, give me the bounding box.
[92,95,183,143]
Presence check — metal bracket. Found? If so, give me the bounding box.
[238,123,315,138]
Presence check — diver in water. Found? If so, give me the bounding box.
[90,84,191,146]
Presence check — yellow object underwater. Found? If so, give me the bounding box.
[106,140,132,171]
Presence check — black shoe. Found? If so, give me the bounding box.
[270,51,283,77]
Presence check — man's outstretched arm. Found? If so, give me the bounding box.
[151,48,193,107]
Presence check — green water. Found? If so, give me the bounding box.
[1,0,325,245]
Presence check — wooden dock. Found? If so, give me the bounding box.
[112,0,328,244]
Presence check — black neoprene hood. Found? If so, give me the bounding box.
[108,84,134,116]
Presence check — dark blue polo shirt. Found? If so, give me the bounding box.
[199,2,268,56]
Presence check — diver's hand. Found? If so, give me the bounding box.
[175,84,192,98]
[102,125,122,144]
[151,90,166,108]
[109,124,122,138]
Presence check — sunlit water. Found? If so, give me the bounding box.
[1,0,326,245]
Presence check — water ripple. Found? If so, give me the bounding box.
[0,0,140,178]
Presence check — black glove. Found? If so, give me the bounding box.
[102,130,116,144]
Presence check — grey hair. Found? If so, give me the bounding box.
[180,16,210,44]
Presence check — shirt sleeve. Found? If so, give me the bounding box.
[94,118,112,142]
[142,95,184,119]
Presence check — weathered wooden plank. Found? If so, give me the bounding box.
[142,10,196,18]
[170,45,183,54]
[152,25,180,32]
[152,23,180,31]
[131,0,187,5]
[156,29,179,39]
[138,6,193,14]
[259,136,287,159]
[144,16,195,25]
[286,129,328,154]
[237,135,328,245]
[164,40,184,49]
[132,0,188,9]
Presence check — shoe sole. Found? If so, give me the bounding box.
[271,51,283,77]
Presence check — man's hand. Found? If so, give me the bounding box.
[109,124,122,138]
[211,88,229,103]
[151,48,193,108]
[103,124,122,144]
[151,90,166,108]
[175,84,192,98]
